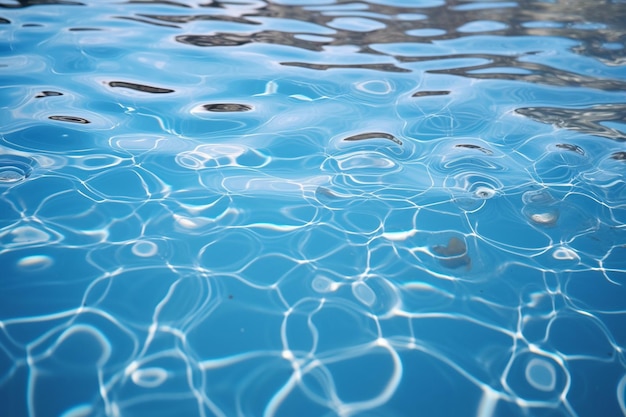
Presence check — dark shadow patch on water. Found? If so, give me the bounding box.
[611,151,626,160]
[315,186,344,201]
[343,132,403,146]
[108,81,174,94]
[0,0,84,8]
[516,104,626,141]
[68,27,102,31]
[555,143,585,155]
[454,143,493,154]
[412,90,450,97]
[142,13,258,25]
[203,103,253,112]
[421,53,626,91]
[126,0,192,8]
[48,115,91,124]
[35,91,63,98]
[282,61,410,73]
[159,0,626,90]
[176,30,324,51]
[116,15,180,28]
[431,236,472,270]
[177,33,252,47]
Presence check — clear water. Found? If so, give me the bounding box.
[1,0,625,416]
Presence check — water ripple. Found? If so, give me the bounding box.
[0,154,34,185]
[1,1,626,417]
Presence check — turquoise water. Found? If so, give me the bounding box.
[1,0,626,416]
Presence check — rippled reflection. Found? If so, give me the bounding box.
[48,115,91,124]
[1,0,625,417]
[517,104,626,141]
[0,154,35,185]
[343,131,403,146]
[35,90,63,98]
[108,81,175,94]
[431,236,471,269]
[202,103,253,112]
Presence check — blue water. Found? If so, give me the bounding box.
[1,0,626,416]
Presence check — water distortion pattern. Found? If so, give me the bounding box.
[1,0,625,416]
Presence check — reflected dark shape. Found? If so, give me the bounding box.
[315,186,342,200]
[455,144,493,154]
[412,90,451,97]
[0,17,9,24]
[68,27,102,31]
[420,53,626,92]
[432,237,471,270]
[516,104,626,141]
[108,81,174,94]
[0,0,83,7]
[126,0,191,7]
[35,91,63,98]
[450,2,517,11]
[22,23,41,27]
[116,15,180,28]
[556,143,585,155]
[163,0,626,92]
[49,115,90,124]
[344,132,403,146]
[140,13,258,25]
[0,154,34,185]
[315,186,353,201]
[611,151,626,160]
[281,61,410,73]
[203,103,253,112]
[176,30,326,51]
[3,0,623,143]
[176,33,252,47]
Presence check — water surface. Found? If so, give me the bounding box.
[1,1,626,416]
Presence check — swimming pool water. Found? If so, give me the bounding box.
[1,0,625,416]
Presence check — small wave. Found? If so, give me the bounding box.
[0,154,35,186]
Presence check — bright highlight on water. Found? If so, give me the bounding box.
[0,0,625,417]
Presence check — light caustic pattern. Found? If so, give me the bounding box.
[1,0,626,417]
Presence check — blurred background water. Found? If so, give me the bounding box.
[1,0,626,416]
